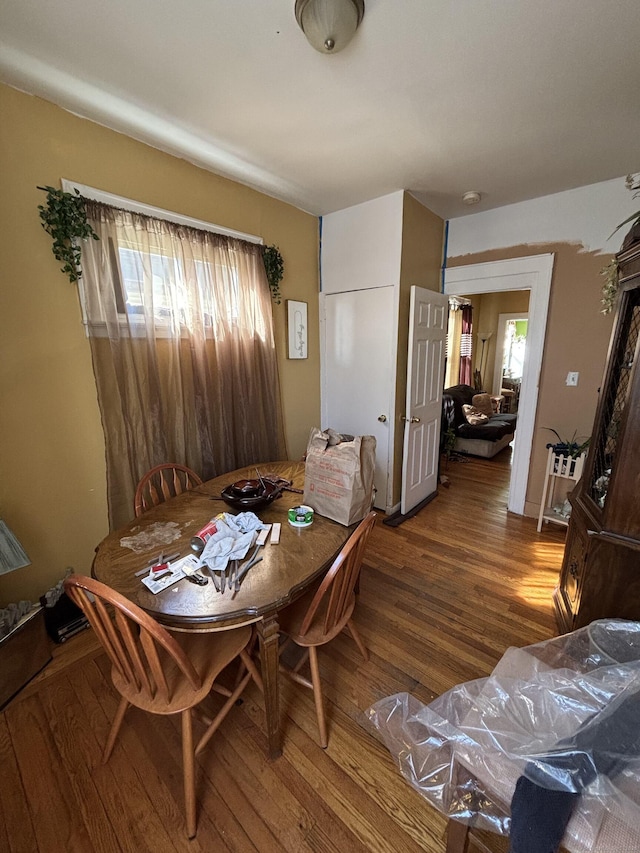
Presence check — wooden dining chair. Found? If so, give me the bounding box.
[278,511,376,748]
[134,463,203,517]
[64,574,262,838]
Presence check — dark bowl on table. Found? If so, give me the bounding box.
[220,478,282,510]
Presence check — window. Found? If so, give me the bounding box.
[73,184,284,529]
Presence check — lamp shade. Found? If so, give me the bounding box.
[0,520,31,575]
[295,0,365,54]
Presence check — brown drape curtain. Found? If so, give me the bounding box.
[81,201,286,529]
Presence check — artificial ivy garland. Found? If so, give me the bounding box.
[38,185,284,302]
[37,185,99,283]
[263,244,284,304]
[600,258,620,315]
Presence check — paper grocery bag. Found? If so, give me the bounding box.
[303,428,376,526]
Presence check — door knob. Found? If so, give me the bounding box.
[378,414,387,422]
[401,415,421,423]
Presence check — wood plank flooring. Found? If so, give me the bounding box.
[0,449,567,852]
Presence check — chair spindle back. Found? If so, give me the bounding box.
[65,575,202,703]
[298,512,376,639]
[134,463,203,517]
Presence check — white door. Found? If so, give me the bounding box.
[321,286,396,510]
[401,287,448,515]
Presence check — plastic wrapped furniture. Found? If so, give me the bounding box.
[367,620,640,853]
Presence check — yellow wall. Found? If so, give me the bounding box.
[392,193,444,504]
[0,83,320,605]
[448,244,614,516]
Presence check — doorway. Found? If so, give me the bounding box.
[444,254,554,515]
[492,313,529,414]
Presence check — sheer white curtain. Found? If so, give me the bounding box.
[445,307,463,388]
[81,201,286,528]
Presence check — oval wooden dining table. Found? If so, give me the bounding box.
[92,461,354,759]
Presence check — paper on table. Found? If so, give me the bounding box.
[121,521,182,553]
[141,554,202,594]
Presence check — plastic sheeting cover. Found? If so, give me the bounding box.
[366,620,640,850]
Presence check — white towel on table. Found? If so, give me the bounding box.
[200,512,266,571]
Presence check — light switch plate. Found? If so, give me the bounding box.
[566,372,579,386]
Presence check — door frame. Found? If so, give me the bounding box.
[444,254,554,515]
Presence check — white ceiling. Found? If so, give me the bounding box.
[1,0,639,219]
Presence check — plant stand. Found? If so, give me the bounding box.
[537,448,586,532]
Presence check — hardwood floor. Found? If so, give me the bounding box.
[0,450,567,852]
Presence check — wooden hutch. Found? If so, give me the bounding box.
[554,228,640,631]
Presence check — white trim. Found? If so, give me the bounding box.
[444,254,554,515]
[61,180,263,244]
[492,312,529,396]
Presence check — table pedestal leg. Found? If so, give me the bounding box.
[257,612,281,759]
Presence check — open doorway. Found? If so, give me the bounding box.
[444,254,554,515]
[461,294,531,402]
[492,313,530,414]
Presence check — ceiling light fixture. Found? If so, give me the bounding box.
[295,0,365,54]
[462,191,482,206]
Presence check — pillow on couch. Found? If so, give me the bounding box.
[472,393,494,417]
[463,404,489,425]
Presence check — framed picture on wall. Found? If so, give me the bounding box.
[287,300,308,359]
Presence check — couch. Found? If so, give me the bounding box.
[442,384,517,459]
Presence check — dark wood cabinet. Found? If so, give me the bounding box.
[554,233,640,632]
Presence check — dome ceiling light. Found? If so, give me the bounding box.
[295,0,365,54]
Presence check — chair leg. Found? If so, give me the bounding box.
[308,646,328,748]
[233,629,260,689]
[103,696,129,763]
[346,619,368,662]
[446,819,470,853]
[293,647,310,674]
[195,666,255,756]
[239,647,264,693]
[182,709,197,839]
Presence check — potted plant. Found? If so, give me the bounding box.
[601,174,640,313]
[610,173,640,248]
[544,429,590,476]
[441,425,457,468]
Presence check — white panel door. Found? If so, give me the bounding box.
[401,287,448,515]
[321,286,396,510]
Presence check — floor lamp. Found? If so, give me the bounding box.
[478,332,493,389]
